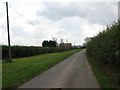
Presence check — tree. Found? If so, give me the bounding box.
[42,40,57,47]
[60,39,64,44]
[49,40,56,47]
[42,40,49,47]
[52,37,58,46]
[83,37,91,46]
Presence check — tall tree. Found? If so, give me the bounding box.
[49,40,56,47]
[42,40,57,47]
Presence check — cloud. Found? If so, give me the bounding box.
[36,2,118,25]
[58,17,86,39]
[0,1,118,46]
[56,16,103,45]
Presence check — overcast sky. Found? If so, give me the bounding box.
[0,0,118,46]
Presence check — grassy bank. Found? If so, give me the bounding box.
[86,53,116,88]
[2,49,81,88]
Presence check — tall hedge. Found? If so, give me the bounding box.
[86,21,120,85]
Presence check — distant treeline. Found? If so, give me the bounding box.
[86,21,120,87]
[2,45,78,60]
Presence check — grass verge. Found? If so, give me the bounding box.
[2,49,81,88]
[86,53,118,89]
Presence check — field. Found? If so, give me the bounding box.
[2,49,81,88]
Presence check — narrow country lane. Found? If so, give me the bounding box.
[20,49,100,88]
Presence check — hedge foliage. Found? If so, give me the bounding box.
[2,46,77,60]
[86,21,120,86]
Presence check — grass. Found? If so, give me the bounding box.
[2,49,81,88]
[86,53,119,89]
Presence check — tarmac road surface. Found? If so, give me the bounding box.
[20,49,100,88]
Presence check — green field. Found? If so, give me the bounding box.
[2,49,81,88]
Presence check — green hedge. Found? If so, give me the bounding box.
[2,46,76,59]
[86,21,120,87]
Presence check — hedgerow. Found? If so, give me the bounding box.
[2,46,75,60]
[86,21,120,87]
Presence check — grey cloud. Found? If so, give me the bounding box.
[36,2,117,25]
[59,18,84,33]
[36,2,89,21]
[56,17,85,44]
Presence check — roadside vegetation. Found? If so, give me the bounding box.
[2,45,78,61]
[86,21,120,88]
[2,49,81,88]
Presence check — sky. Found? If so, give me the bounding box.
[0,0,118,46]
